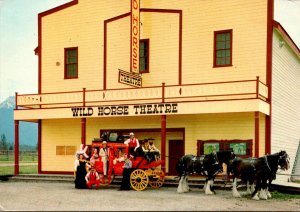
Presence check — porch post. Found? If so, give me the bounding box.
[161,115,166,173]
[81,118,86,146]
[255,112,260,157]
[38,120,41,174]
[14,120,19,175]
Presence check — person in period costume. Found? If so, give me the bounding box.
[99,141,109,176]
[74,153,89,189]
[124,132,140,158]
[90,148,100,165]
[149,140,160,161]
[141,139,152,162]
[85,166,100,189]
[119,153,133,191]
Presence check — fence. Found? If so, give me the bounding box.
[0,150,38,175]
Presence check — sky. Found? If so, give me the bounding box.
[0,0,299,103]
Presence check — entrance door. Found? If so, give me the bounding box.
[168,140,184,175]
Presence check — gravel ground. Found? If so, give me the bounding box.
[0,181,299,211]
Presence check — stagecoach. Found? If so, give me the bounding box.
[89,139,165,191]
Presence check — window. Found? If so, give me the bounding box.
[214,30,232,67]
[65,47,78,79]
[139,39,149,73]
[197,139,252,158]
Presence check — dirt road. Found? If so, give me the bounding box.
[0,181,299,211]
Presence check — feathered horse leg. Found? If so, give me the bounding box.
[232,177,241,198]
[177,175,185,193]
[182,175,190,192]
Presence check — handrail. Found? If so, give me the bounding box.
[15,78,269,110]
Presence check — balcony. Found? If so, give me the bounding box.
[14,77,269,120]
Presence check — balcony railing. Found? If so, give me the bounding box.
[15,77,268,110]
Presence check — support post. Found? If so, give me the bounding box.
[81,118,86,146]
[161,115,166,173]
[255,112,260,157]
[14,120,19,175]
[256,76,259,99]
[38,119,42,174]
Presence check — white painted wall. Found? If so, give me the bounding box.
[272,29,300,182]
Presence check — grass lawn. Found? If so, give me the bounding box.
[0,165,38,175]
[272,191,300,200]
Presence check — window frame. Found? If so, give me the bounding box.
[139,39,150,73]
[197,139,253,158]
[213,29,233,68]
[64,47,78,79]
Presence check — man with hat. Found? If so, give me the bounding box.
[124,132,140,158]
[85,165,100,189]
[99,141,109,176]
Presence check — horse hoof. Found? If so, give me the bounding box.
[267,191,272,199]
[205,191,214,195]
[252,195,260,201]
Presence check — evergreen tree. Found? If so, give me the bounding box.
[0,134,8,150]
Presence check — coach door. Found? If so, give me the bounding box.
[168,140,184,175]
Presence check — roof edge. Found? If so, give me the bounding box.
[38,0,78,18]
[273,20,300,58]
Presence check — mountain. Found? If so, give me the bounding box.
[0,96,37,148]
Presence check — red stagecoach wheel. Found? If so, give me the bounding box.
[130,169,149,191]
[148,168,165,189]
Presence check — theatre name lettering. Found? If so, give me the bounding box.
[71,103,178,117]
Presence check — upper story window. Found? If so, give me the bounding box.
[214,30,232,67]
[65,47,78,79]
[139,39,149,73]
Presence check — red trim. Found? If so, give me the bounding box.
[140,8,182,85]
[64,47,78,79]
[161,115,166,173]
[39,0,78,17]
[265,0,274,154]
[273,21,300,58]
[213,29,233,68]
[40,171,74,175]
[255,112,260,157]
[81,118,86,145]
[38,120,42,174]
[38,0,79,94]
[104,9,182,89]
[179,11,182,85]
[103,12,131,90]
[14,121,19,175]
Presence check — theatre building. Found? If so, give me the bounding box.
[14,0,300,180]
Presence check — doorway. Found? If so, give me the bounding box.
[168,140,184,175]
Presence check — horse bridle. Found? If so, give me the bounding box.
[278,152,289,170]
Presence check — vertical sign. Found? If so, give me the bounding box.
[131,0,140,73]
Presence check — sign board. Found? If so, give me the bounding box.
[71,103,179,117]
[131,0,140,73]
[118,69,142,87]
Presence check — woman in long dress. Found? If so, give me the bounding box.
[74,153,88,189]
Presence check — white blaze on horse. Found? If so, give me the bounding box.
[229,150,289,200]
[176,150,236,195]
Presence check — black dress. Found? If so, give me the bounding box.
[75,160,87,189]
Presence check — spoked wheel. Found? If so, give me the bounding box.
[130,169,149,191]
[99,174,115,186]
[148,168,165,189]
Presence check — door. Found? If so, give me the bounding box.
[168,140,184,176]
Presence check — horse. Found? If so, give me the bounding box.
[176,150,235,194]
[229,150,290,200]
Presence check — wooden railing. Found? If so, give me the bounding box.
[16,77,268,109]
